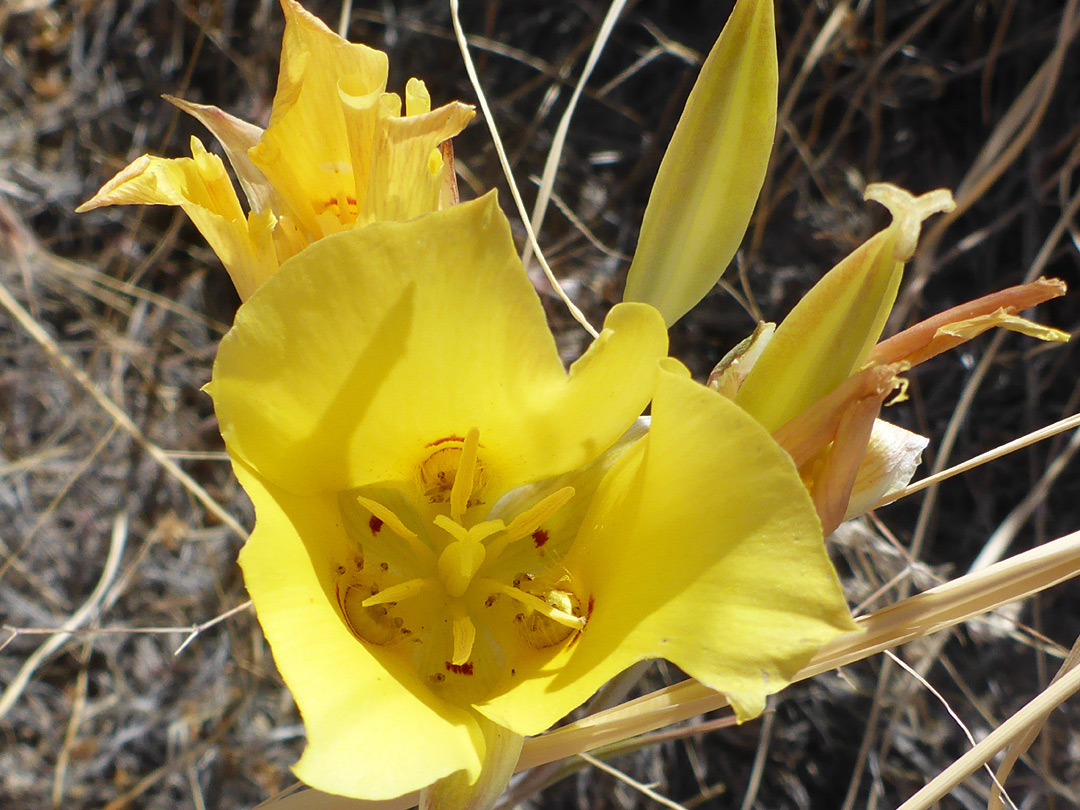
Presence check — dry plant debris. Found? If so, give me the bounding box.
[1,1,1079,808]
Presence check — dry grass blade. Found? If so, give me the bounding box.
[895,657,1080,810]
[880,413,1080,507]
[578,752,688,810]
[522,0,629,270]
[448,0,598,338]
[987,636,1080,810]
[0,512,126,721]
[894,0,1080,327]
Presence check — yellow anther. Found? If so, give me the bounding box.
[450,428,480,522]
[355,495,436,567]
[450,608,476,665]
[362,577,431,607]
[357,495,417,539]
[485,486,575,560]
[486,580,586,631]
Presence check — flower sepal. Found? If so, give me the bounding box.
[418,718,523,810]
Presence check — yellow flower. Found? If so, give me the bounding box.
[209,194,857,801]
[77,0,474,300]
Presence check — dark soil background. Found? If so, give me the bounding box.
[2,1,1079,808]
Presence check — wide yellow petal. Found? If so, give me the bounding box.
[623,0,777,326]
[234,458,485,799]
[736,184,955,433]
[478,367,858,734]
[78,137,277,300]
[211,193,668,497]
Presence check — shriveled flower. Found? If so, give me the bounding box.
[209,194,857,802]
[709,184,1068,532]
[77,0,473,300]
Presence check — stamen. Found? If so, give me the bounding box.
[362,577,431,607]
[450,607,476,665]
[450,427,480,522]
[486,580,586,631]
[356,495,435,567]
[485,486,575,560]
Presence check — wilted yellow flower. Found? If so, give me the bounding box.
[210,194,857,801]
[77,0,473,300]
[712,184,1068,532]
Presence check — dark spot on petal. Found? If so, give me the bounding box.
[369,516,383,535]
[444,661,474,675]
[532,529,549,548]
[379,562,389,572]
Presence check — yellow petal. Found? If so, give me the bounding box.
[368,100,475,223]
[210,193,668,497]
[165,94,273,213]
[623,0,777,326]
[418,717,523,810]
[78,137,277,300]
[735,185,954,433]
[478,368,857,734]
[233,459,484,799]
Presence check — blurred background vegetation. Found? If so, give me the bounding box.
[1,0,1078,807]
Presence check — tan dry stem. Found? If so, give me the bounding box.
[870,277,1067,367]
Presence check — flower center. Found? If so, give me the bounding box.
[333,427,586,700]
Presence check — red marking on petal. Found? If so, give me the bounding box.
[369,516,383,535]
[444,661,474,676]
[532,529,549,548]
[425,434,465,447]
